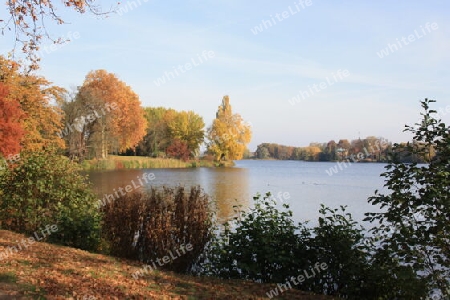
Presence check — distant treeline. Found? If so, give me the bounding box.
[254,136,436,163]
[255,136,391,162]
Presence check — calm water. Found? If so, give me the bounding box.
[86,160,389,226]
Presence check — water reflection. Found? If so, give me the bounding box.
[202,167,250,221]
[85,167,250,222]
[84,161,386,226]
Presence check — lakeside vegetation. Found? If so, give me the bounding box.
[79,155,235,171]
[1,100,449,299]
[80,155,190,170]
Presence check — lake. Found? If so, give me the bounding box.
[86,160,389,227]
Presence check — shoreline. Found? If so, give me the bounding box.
[80,155,235,171]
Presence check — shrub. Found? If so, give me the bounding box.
[307,205,371,296]
[199,194,426,299]
[306,205,425,299]
[365,98,450,297]
[101,186,214,273]
[196,99,448,299]
[0,150,101,251]
[199,193,312,283]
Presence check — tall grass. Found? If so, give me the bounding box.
[101,186,214,273]
[81,156,190,170]
[80,155,234,170]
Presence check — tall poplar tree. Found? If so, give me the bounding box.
[207,95,252,161]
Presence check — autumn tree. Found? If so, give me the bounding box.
[0,83,25,157]
[166,139,190,161]
[336,139,350,160]
[359,136,389,161]
[207,96,252,161]
[349,139,365,157]
[0,56,65,152]
[304,146,321,161]
[62,70,147,159]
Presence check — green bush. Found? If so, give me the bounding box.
[195,99,450,299]
[198,193,428,299]
[307,205,371,296]
[0,151,101,251]
[365,98,450,297]
[307,205,426,299]
[199,193,312,283]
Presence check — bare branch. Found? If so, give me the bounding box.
[1,1,117,70]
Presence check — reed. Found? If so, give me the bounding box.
[81,156,190,170]
[101,186,214,273]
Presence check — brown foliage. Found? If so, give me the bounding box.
[0,229,332,299]
[101,186,213,273]
[166,139,190,161]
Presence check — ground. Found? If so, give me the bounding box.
[0,230,335,299]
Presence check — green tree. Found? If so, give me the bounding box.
[365,98,450,297]
[136,108,204,158]
[137,107,175,157]
[207,95,252,161]
[323,140,337,161]
[256,144,270,159]
[168,110,205,157]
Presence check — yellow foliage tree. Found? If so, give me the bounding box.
[207,95,252,161]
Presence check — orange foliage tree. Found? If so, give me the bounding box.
[0,56,65,152]
[0,83,25,157]
[66,70,147,159]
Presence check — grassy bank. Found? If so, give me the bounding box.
[80,155,235,171]
[0,230,334,299]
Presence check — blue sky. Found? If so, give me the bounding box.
[1,0,449,151]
